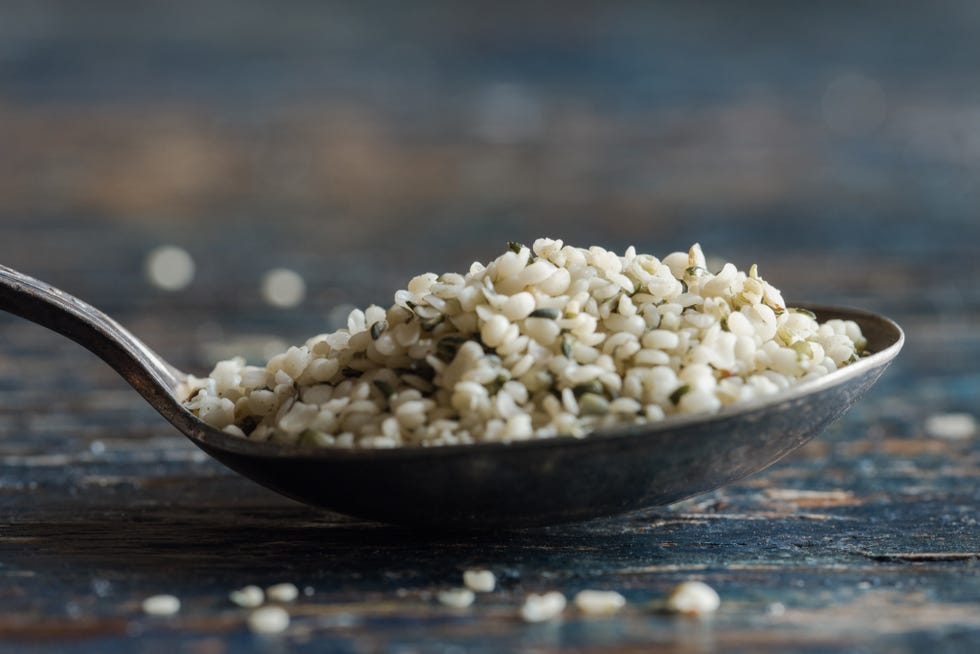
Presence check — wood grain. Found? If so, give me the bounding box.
[0,1,978,651]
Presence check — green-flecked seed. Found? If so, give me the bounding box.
[561,338,573,359]
[529,307,561,320]
[370,320,388,340]
[437,335,469,362]
[373,380,394,398]
[578,393,610,416]
[409,359,436,381]
[572,380,604,397]
[789,307,817,320]
[299,429,332,447]
[420,315,444,332]
[238,415,259,435]
[669,384,691,405]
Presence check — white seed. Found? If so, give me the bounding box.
[142,594,181,616]
[481,313,511,347]
[518,260,557,286]
[230,585,264,608]
[308,357,340,382]
[438,588,475,608]
[664,581,721,615]
[266,583,299,603]
[573,590,626,615]
[642,329,679,350]
[462,569,496,593]
[186,243,866,449]
[924,412,976,440]
[247,606,290,634]
[520,591,566,622]
[501,292,536,320]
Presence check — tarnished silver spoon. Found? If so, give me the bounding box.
[0,264,903,528]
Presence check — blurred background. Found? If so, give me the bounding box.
[0,0,976,404]
[0,5,976,647]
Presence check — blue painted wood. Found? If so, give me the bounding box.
[0,1,977,651]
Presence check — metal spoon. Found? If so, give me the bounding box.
[0,264,903,528]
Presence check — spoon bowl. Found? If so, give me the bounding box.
[0,265,903,528]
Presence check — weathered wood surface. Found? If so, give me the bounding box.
[1,1,978,651]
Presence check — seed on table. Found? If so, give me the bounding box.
[248,606,290,634]
[520,592,566,622]
[266,583,299,603]
[574,589,626,615]
[664,581,720,615]
[924,412,976,440]
[230,585,264,608]
[142,594,181,616]
[463,569,496,593]
[438,588,475,608]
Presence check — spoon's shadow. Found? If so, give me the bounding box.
[2,499,688,591]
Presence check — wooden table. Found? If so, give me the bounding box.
[1,2,977,651]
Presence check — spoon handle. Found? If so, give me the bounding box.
[0,264,184,412]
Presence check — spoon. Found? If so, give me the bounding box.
[0,264,903,529]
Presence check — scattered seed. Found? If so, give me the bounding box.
[248,606,290,634]
[438,588,475,608]
[574,590,626,615]
[462,569,496,593]
[266,583,299,603]
[142,594,181,616]
[520,592,566,622]
[664,581,720,615]
[230,585,264,608]
[924,412,976,440]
